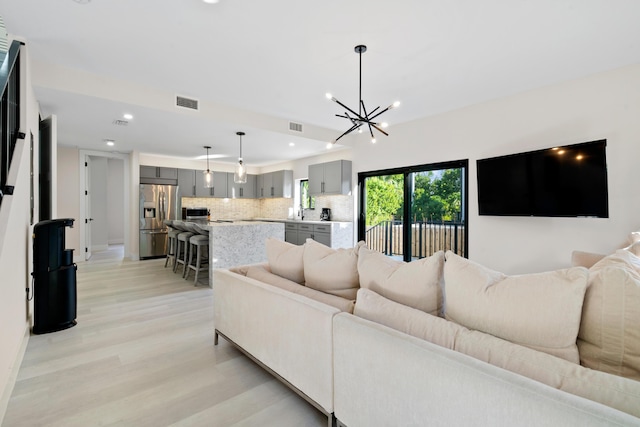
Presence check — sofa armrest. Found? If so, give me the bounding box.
[213,268,340,414]
[333,313,639,427]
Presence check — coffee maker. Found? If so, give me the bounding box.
[320,208,331,221]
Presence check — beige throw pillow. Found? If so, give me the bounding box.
[357,248,444,316]
[265,237,305,284]
[571,250,606,269]
[354,288,464,350]
[578,249,640,380]
[303,239,361,299]
[355,288,640,419]
[444,251,588,363]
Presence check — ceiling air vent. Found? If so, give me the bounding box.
[176,95,199,111]
[289,121,303,133]
[112,119,129,126]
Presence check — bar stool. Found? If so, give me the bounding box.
[185,224,209,285]
[163,220,179,269]
[172,221,195,275]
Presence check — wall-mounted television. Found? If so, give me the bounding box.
[477,140,608,218]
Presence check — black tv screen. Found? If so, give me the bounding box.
[477,140,609,218]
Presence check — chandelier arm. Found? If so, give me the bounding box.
[368,105,392,121]
[367,105,381,117]
[370,123,389,136]
[334,123,361,143]
[332,97,365,121]
[360,100,370,121]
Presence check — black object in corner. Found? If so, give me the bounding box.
[32,218,77,334]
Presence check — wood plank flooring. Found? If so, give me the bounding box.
[2,246,326,427]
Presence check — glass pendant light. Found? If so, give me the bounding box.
[234,132,247,184]
[203,145,214,188]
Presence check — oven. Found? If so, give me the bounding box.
[182,207,209,221]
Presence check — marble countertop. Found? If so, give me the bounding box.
[252,218,352,225]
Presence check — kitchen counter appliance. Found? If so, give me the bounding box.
[139,184,178,259]
[320,208,331,221]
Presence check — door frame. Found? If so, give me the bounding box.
[357,159,469,261]
[78,150,131,260]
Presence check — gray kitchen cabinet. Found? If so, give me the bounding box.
[140,166,178,185]
[196,171,228,198]
[177,168,196,198]
[284,222,298,244]
[227,173,257,199]
[257,170,293,198]
[312,223,331,247]
[284,222,332,246]
[308,160,352,196]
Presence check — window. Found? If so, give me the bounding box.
[358,160,468,261]
[300,179,315,209]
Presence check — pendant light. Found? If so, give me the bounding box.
[203,145,214,188]
[234,132,247,184]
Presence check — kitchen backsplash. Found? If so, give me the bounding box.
[181,195,354,222]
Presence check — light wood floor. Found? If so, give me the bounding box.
[3,246,326,427]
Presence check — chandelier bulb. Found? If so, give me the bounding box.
[371,138,377,144]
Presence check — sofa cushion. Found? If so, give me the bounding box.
[354,288,464,350]
[571,250,606,269]
[246,265,355,313]
[303,239,361,300]
[455,328,640,419]
[444,251,588,363]
[355,287,640,419]
[357,248,444,316]
[578,249,640,380]
[265,237,305,284]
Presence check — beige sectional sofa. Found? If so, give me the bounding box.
[213,237,640,427]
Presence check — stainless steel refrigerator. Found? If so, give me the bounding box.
[139,184,178,259]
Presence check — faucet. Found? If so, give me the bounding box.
[299,204,307,221]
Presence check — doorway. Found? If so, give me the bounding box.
[79,150,130,261]
[358,160,468,261]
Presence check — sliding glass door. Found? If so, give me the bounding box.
[358,160,468,261]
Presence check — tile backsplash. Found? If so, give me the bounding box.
[182,195,354,222]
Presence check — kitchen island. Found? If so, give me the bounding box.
[173,220,284,287]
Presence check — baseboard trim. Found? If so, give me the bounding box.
[0,325,30,425]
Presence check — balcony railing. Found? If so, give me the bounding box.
[365,220,466,259]
[0,40,22,206]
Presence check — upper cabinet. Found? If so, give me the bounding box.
[140,166,178,185]
[195,171,228,198]
[227,173,257,199]
[257,170,293,198]
[177,168,196,198]
[308,160,352,196]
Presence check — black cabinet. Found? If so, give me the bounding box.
[32,218,77,334]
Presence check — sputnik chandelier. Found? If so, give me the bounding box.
[326,45,400,147]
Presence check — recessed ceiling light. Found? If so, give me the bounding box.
[123,113,133,120]
[289,142,295,147]
[203,0,219,3]
[105,140,115,146]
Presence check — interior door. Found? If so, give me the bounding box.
[84,155,92,260]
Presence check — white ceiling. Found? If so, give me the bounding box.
[3,0,640,166]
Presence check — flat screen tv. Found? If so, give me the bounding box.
[477,140,608,218]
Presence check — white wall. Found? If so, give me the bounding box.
[0,41,39,421]
[351,64,640,274]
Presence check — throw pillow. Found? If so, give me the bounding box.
[578,249,640,380]
[303,239,361,299]
[265,237,305,284]
[571,250,606,269]
[354,288,464,350]
[357,247,444,316]
[443,251,588,363]
[246,265,355,313]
